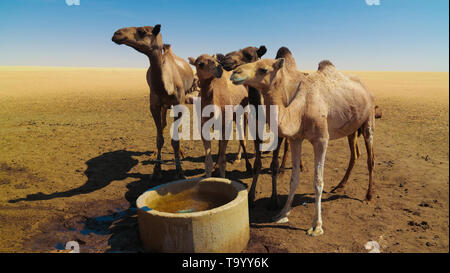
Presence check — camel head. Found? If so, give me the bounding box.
[217,46,267,71]
[230,58,285,91]
[112,24,163,55]
[188,54,223,81]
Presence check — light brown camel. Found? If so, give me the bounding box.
[188,54,253,177]
[112,24,194,179]
[217,46,293,209]
[230,59,375,236]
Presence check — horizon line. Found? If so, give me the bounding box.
[0,65,448,73]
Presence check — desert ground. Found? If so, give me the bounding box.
[0,66,448,253]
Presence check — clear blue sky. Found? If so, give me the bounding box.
[0,0,448,71]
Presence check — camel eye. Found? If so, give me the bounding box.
[258,68,268,74]
[137,29,147,37]
[243,53,252,60]
[198,63,205,69]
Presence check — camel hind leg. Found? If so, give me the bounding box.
[362,118,375,201]
[331,131,359,193]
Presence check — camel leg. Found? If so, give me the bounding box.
[279,138,288,174]
[235,114,248,164]
[202,137,213,178]
[247,88,262,207]
[212,140,222,177]
[218,139,229,178]
[331,131,358,193]
[362,120,375,201]
[171,111,185,179]
[307,138,328,237]
[179,141,185,159]
[150,103,164,180]
[279,138,304,174]
[239,139,253,175]
[272,140,302,223]
[248,137,262,207]
[267,137,285,210]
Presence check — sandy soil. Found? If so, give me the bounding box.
[0,67,448,253]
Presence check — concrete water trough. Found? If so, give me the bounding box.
[136,177,250,253]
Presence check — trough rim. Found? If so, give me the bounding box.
[136,177,248,219]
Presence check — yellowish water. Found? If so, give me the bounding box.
[148,188,231,213]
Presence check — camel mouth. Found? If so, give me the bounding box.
[230,75,247,85]
[112,36,127,45]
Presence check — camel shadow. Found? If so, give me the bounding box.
[8,150,151,203]
[249,193,361,228]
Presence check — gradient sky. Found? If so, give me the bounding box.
[0,0,448,71]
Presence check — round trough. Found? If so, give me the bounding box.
[136,177,249,253]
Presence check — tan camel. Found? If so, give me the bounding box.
[230,58,375,236]
[188,54,252,177]
[112,24,194,179]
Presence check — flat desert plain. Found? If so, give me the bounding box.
[0,67,448,253]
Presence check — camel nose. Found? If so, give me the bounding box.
[112,30,124,42]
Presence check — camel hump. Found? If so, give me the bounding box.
[276,47,297,70]
[318,60,335,71]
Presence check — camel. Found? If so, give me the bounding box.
[188,54,252,177]
[230,58,375,236]
[112,24,194,179]
[217,46,304,209]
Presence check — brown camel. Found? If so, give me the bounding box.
[230,59,375,236]
[112,24,194,179]
[188,54,252,177]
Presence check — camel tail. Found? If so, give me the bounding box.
[375,105,382,119]
[276,46,297,70]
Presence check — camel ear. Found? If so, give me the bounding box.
[273,58,284,70]
[257,46,267,58]
[215,54,225,63]
[152,24,161,35]
[188,57,196,65]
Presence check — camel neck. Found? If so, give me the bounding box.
[198,77,215,101]
[147,49,164,88]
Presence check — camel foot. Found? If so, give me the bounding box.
[212,168,220,177]
[307,226,324,237]
[272,211,290,223]
[151,171,162,181]
[176,170,186,180]
[365,192,373,201]
[330,184,345,193]
[152,164,162,181]
[275,216,289,224]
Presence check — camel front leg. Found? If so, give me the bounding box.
[248,137,262,207]
[272,139,302,223]
[307,138,328,237]
[267,137,285,210]
[217,139,229,178]
[171,111,185,179]
[150,103,164,180]
[202,138,213,178]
